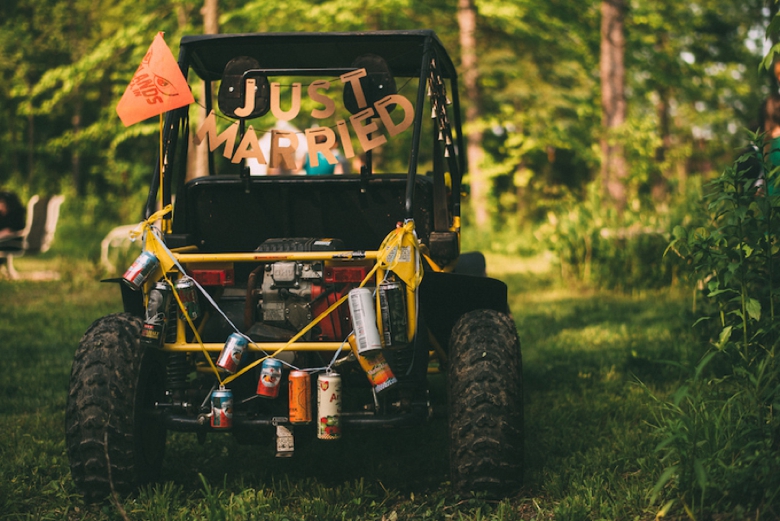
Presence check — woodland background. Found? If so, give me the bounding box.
[0,0,776,280]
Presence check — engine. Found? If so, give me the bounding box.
[244,238,367,342]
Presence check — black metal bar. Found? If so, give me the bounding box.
[404,37,434,219]
[449,74,464,218]
[241,68,358,79]
[155,404,428,433]
[204,79,215,177]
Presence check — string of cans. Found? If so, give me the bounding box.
[121,227,410,441]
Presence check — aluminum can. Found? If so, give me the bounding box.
[140,281,171,347]
[210,388,233,429]
[122,251,159,290]
[348,288,382,355]
[317,373,342,440]
[349,334,397,393]
[174,276,201,322]
[378,279,407,347]
[288,370,312,424]
[256,358,283,398]
[216,333,247,374]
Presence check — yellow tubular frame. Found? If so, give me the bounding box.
[159,249,381,354]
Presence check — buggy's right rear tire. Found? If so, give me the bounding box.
[447,309,523,497]
[66,313,167,502]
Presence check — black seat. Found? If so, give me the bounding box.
[175,175,434,253]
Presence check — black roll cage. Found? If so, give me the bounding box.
[144,30,465,237]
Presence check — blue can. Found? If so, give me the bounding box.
[210,388,233,429]
[256,358,283,398]
[122,251,159,290]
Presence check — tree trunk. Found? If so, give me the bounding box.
[651,84,671,201]
[458,0,489,230]
[27,103,34,185]
[187,0,218,181]
[72,86,83,195]
[600,0,628,213]
[202,0,218,33]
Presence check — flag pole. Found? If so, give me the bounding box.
[159,113,168,233]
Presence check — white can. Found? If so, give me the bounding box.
[347,288,382,355]
[317,373,342,440]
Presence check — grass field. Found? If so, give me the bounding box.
[0,253,700,520]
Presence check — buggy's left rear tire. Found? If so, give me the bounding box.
[447,309,523,497]
[66,313,167,502]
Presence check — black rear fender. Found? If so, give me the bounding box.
[419,271,510,351]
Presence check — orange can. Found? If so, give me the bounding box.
[348,334,397,393]
[288,370,312,424]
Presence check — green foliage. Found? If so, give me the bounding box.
[53,186,147,262]
[0,0,770,236]
[652,135,780,516]
[534,180,695,291]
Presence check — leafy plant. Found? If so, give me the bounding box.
[534,180,691,291]
[654,131,780,517]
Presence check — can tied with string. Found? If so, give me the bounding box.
[348,334,397,394]
[175,276,201,321]
[217,333,247,374]
[378,278,407,347]
[210,388,233,429]
[256,358,283,398]
[288,370,312,424]
[122,251,159,290]
[347,288,382,355]
[140,280,172,347]
[317,373,342,440]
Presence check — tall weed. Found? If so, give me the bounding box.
[535,181,696,290]
[654,132,780,517]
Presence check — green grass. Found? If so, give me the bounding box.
[1,253,711,520]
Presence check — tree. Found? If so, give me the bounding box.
[0,0,771,241]
[458,0,489,230]
[187,0,219,182]
[600,0,627,212]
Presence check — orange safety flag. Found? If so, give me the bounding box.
[116,32,194,127]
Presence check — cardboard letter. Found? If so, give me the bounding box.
[195,110,238,159]
[305,128,338,167]
[340,69,368,109]
[234,78,257,118]
[270,130,299,170]
[308,80,335,119]
[350,108,386,152]
[231,126,266,164]
[271,82,302,121]
[374,95,414,137]
[336,121,355,159]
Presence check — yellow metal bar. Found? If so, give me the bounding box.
[171,245,199,254]
[174,251,379,263]
[161,341,345,352]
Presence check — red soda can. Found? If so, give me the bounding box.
[122,251,159,290]
[257,358,283,398]
[175,276,201,321]
[210,388,233,429]
[317,373,342,440]
[288,370,312,424]
[216,333,247,374]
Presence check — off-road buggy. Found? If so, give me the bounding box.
[66,30,523,501]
